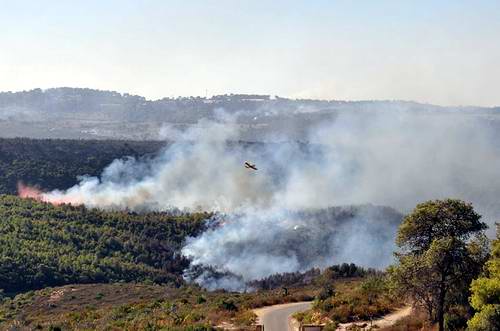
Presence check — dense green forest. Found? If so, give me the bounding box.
[0,195,209,293]
[0,138,165,195]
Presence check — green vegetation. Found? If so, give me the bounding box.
[389,199,489,331]
[0,195,209,293]
[0,138,165,195]
[468,224,500,331]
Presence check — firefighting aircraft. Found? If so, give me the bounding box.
[244,161,258,171]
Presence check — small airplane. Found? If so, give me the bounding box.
[244,161,258,171]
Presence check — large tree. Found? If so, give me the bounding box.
[389,199,488,331]
[468,224,500,331]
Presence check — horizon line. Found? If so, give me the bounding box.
[1,86,499,109]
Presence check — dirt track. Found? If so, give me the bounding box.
[337,306,412,330]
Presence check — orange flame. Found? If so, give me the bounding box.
[17,182,44,200]
[17,182,80,206]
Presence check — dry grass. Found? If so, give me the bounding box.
[0,282,318,330]
[378,309,435,331]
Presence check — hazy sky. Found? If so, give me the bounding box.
[1,0,499,106]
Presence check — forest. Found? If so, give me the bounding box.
[0,138,165,195]
[0,195,209,293]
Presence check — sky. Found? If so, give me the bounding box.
[1,0,499,106]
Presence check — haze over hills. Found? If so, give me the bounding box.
[1,87,499,141]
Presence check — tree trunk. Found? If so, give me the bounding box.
[437,276,446,331]
[438,310,444,331]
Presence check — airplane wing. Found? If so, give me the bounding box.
[244,162,258,170]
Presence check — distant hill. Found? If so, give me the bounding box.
[1,88,498,141]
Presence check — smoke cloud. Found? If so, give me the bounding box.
[25,108,500,288]
[182,205,402,289]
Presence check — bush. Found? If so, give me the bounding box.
[217,298,238,311]
[316,284,335,301]
[234,310,257,326]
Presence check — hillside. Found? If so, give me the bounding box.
[0,195,209,293]
[0,138,166,195]
[0,270,399,330]
[0,194,404,294]
[0,280,318,330]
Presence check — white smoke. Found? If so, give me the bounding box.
[182,205,402,287]
[44,115,278,212]
[38,108,500,288]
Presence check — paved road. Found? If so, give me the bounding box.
[254,302,312,331]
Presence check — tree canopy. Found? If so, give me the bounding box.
[389,199,488,331]
[0,195,209,293]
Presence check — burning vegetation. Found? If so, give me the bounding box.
[17,182,80,206]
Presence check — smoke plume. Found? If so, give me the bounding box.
[24,109,500,288]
